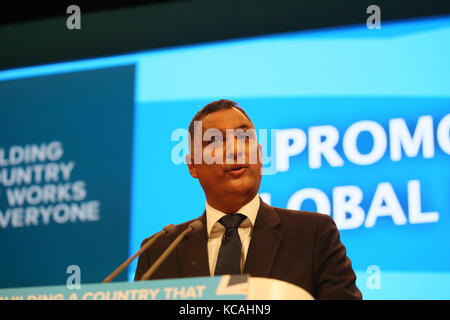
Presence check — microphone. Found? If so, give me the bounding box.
[102,224,177,283]
[139,220,203,281]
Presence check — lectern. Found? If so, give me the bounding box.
[0,275,314,300]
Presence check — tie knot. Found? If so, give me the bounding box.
[218,213,246,230]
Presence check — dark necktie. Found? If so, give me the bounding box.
[214,213,246,276]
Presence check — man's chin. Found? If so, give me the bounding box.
[225,178,258,195]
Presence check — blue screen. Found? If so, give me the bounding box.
[1,15,449,299]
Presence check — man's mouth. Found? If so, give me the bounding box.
[226,164,248,171]
[225,164,248,177]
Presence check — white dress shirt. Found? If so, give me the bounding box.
[205,195,260,276]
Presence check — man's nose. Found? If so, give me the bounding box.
[226,136,245,162]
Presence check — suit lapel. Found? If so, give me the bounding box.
[244,200,283,277]
[176,213,210,277]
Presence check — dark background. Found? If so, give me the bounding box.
[1,0,450,70]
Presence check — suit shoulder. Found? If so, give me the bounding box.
[272,206,331,223]
[269,206,337,237]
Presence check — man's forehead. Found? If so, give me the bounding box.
[200,107,253,130]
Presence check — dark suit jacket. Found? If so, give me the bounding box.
[134,199,362,300]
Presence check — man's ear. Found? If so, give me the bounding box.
[186,153,199,179]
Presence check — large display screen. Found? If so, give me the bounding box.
[1,15,449,299]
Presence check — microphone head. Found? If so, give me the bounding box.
[188,220,203,233]
[162,224,177,235]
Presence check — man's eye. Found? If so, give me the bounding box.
[247,129,257,138]
[237,131,255,140]
[209,136,223,144]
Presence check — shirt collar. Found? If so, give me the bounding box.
[205,194,260,237]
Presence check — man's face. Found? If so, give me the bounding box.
[186,108,263,206]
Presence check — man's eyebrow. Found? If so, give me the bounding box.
[236,124,252,130]
[224,125,254,133]
[209,124,252,132]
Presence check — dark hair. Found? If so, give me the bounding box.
[188,99,253,140]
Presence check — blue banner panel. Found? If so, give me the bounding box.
[0,66,135,288]
[0,275,248,300]
[129,16,450,299]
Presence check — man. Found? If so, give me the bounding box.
[134,99,362,300]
